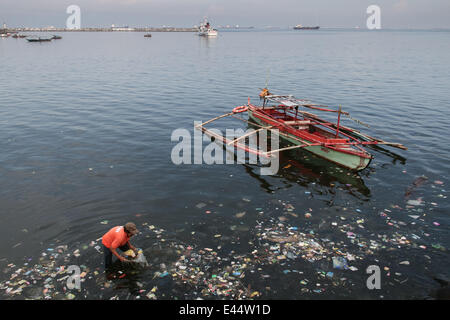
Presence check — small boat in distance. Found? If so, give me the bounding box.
[51,35,62,40]
[198,18,218,37]
[144,34,152,38]
[293,24,320,30]
[26,36,53,42]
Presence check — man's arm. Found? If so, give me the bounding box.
[127,241,138,254]
[110,247,128,262]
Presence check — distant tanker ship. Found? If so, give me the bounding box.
[293,24,320,30]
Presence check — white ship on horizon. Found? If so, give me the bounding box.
[198,18,218,37]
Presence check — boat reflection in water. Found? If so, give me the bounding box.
[241,148,372,199]
[240,123,407,198]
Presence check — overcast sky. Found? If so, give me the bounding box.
[1,0,449,29]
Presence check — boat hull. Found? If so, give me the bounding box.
[26,38,52,42]
[198,30,218,37]
[248,109,371,171]
[293,26,320,30]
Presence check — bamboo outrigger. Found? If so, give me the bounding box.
[196,89,407,171]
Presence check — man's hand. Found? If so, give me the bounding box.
[128,242,138,256]
[119,256,129,263]
[111,248,129,263]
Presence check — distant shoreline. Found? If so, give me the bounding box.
[2,27,449,34]
[4,27,198,32]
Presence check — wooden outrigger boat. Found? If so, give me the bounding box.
[196,89,407,171]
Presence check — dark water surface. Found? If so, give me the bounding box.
[0,30,449,299]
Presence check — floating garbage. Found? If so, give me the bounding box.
[0,183,447,300]
[124,250,136,258]
[235,212,246,218]
[332,257,349,270]
[196,203,206,209]
[407,199,424,206]
[129,249,149,267]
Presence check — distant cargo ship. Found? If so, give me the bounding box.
[293,24,320,30]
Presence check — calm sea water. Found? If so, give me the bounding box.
[0,29,449,299]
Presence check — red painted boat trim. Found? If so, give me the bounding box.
[248,105,372,160]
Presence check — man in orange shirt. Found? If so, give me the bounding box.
[102,222,139,269]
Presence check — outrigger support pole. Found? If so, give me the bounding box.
[335,105,342,138]
[227,126,272,146]
[194,112,234,128]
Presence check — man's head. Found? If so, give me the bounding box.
[124,222,139,236]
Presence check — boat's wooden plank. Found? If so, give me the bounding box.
[338,127,408,150]
[370,141,408,150]
[200,126,271,158]
[265,142,324,156]
[296,110,406,150]
[227,127,272,146]
[195,112,234,127]
[231,114,315,147]
[283,120,311,125]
